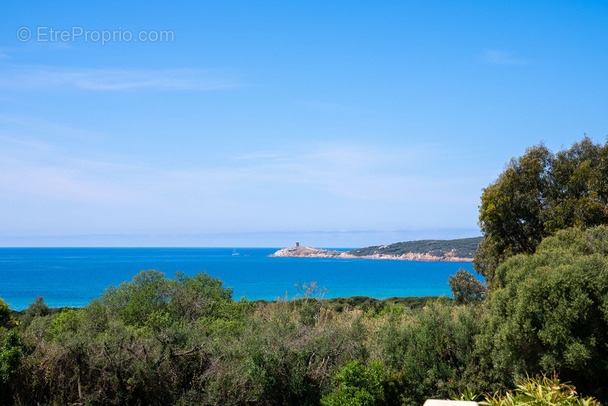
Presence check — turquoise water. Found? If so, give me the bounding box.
[0,248,477,310]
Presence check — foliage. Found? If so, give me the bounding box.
[0,331,23,383]
[321,360,385,406]
[348,237,482,258]
[0,298,16,329]
[101,269,238,329]
[0,330,24,404]
[318,296,441,313]
[479,226,608,401]
[20,296,50,329]
[454,387,480,401]
[4,270,256,405]
[378,301,487,405]
[449,268,486,304]
[480,374,600,406]
[476,137,608,282]
[292,281,327,326]
[2,268,490,406]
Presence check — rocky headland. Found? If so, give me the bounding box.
[269,238,479,262]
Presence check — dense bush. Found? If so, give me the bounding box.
[0,330,24,403]
[0,298,16,329]
[3,270,254,405]
[479,226,608,401]
[379,301,488,405]
[321,360,384,406]
[0,270,490,405]
[19,296,49,329]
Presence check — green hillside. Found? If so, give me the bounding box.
[346,236,482,258]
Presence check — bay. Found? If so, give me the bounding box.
[0,248,477,310]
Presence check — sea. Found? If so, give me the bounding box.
[0,248,478,311]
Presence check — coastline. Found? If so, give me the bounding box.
[268,245,473,262]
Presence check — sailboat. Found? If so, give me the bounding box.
[232,248,240,256]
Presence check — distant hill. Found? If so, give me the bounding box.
[270,236,482,262]
[346,237,483,259]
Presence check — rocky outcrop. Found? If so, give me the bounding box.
[269,245,473,262]
[269,245,344,258]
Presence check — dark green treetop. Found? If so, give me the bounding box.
[475,137,608,282]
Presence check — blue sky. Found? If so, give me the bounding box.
[1,1,607,247]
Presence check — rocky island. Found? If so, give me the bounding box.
[269,237,481,262]
[269,244,345,258]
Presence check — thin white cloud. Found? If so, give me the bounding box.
[0,114,107,142]
[0,116,482,235]
[480,50,527,66]
[0,119,147,204]
[0,135,459,205]
[0,154,140,203]
[0,65,240,91]
[191,143,473,204]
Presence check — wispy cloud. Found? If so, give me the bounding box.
[0,65,240,91]
[0,117,146,204]
[212,142,476,204]
[480,50,527,66]
[0,153,140,204]
[0,114,107,142]
[0,114,483,235]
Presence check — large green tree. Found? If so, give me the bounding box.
[475,137,608,282]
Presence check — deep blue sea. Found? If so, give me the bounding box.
[0,248,477,310]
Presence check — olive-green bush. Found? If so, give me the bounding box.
[479,226,608,401]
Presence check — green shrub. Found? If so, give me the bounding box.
[480,374,599,406]
[479,226,608,401]
[20,296,50,329]
[101,269,239,329]
[0,330,24,404]
[0,298,16,329]
[321,360,385,406]
[0,331,23,383]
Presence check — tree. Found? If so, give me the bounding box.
[0,298,15,329]
[476,137,608,282]
[478,226,608,401]
[101,269,237,327]
[20,296,50,329]
[448,268,486,304]
[102,269,170,327]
